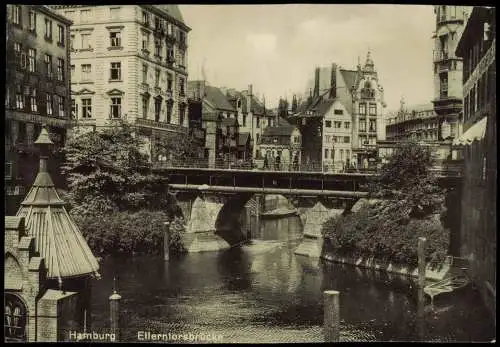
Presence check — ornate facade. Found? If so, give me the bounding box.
[50,5,191,159]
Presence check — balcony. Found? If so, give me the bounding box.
[5,109,72,128]
[135,117,188,133]
[166,33,176,43]
[437,15,464,26]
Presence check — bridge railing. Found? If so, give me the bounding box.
[153,159,463,177]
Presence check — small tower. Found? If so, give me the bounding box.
[16,126,101,337]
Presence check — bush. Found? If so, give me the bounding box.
[73,210,186,256]
[322,201,450,269]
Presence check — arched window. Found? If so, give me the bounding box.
[4,294,27,341]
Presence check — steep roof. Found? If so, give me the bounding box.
[153,5,188,28]
[262,117,297,137]
[225,90,267,115]
[16,128,100,283]
[205,86,235,112]
[340,69,358,92]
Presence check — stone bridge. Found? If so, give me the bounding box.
[160,167,462,256]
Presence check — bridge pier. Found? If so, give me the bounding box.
[184,196,231,252]
[295,201,344,258]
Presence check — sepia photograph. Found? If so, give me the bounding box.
[4,3,496,343]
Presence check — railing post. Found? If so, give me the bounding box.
[109,281,121,342]
[418,237,427,289]
[323,290,340,342]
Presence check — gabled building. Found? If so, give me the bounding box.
[290,53,386,171]
[225,85,274,159]
[454,5,496,318]
[258,117,302,170]
[188,80,252,167]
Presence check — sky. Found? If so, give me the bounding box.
[180,4,439,112]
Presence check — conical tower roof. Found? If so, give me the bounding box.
[16,127,100,284]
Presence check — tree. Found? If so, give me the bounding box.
[155,131,204,166]
[61,121,172,215]
[369,140,444,218]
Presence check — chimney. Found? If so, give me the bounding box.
[246,84,253,114]
[329,63,337,99]
[198,80,205,100]
[313,67,320,98]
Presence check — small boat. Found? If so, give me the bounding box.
[424,274,470,304]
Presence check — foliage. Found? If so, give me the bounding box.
[73,211,186,256]
[155,131,204,165]
[61,121,170,214]
[368,140,444,218]
[323,141,450,268]
[61,121,187,255]
[322,201,449,268]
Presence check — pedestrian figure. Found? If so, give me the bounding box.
[275,155,281,171]
[263,155,269,170]
[293,154,299,171]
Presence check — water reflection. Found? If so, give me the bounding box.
[89,215,495,343]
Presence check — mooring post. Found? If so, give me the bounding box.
[323,290,340,342]
[255,195,261,238]
[109,278,121,342]
[163,221,170,262]
[418,237,427,289]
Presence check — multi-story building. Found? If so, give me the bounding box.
[454,6,496,318]
[225,85,274,160]
[50,5,191,160]
[386,100,441,141]
[257,117,302,170]
[432,5,471,140]
[5,5,72,214]
[188,80,254,167]
[290,53,386,171]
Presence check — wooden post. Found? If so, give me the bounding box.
[323,290,340,342]
[164,221,170,262]
[109,279,121,342]
[418,237,427,289]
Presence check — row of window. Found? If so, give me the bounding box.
[7,85,66,117]
[142,9,187,45]
[324,148,352,161]
[359,136,377,146]
[141,32,185,66]
[359,120,377,132]
[11,6,66,47]
[141,95,186,125]
[463,22,493,81]
[142,64,185,93]
[12,42,66,81]
[463,64,494,123]
[358,103,377,116]
[325,135,350,144]
[325,120,350,129]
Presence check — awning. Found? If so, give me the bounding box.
[452,117,487,146]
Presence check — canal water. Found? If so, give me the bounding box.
[90,216,495,343]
